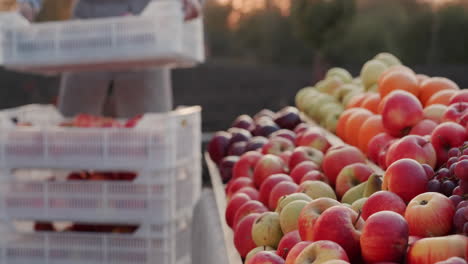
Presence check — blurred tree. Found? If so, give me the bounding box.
[203,1,236,60]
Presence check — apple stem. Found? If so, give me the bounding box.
[354,210,362,226]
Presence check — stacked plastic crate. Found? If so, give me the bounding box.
[0,105,202,264]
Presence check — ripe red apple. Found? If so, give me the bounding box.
[284,241,312,264]
[232,151,263,179]
[246,136,269,152]
[407,235,468,264]
[320,261,350,264]
[228,127,252,145]
[236,187,260,200]
[253,154,287,187]
[361,191,406,220]
[226,193,251,228]
[443,102,468,123]
[253,117,280,137]
[269,181,299,210]
[381,90,424,137]
[405,192,455,237]
[298,197,341,241]
[361,211,409,263]
[431,122,467,167]
[289,161,320,184]
[435,257,468,264]
[232,114,255,132]
[312,205,364,261]
[322,145,367,186]
[289,146,324,171]
[234,213,260,258]
[279,151,292,166]
[424,104,448,123]
[274,106,302,130]
[219,156,240,183]
[208,131,231,164]
[450,90,468,104]
[335,163,374,199]
[295,240,350,264]
[294,123,313,135]
[233,200,268,229]
[246,250,285,264]
[367,133,396,163]
[276,230,301,259]
[300,170,329,184]
[385,135,437,168]
[262,137,295,156]
[383,159,428,203]
[259,174,293,205]
[255,109,276,121]
[226,177,255,199]
[295,128,331,153]
[410,119,438,136]
[270,129,297,144]
[228,141,248,156]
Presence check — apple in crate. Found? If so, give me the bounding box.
[226,177,255,199]
[270,129,297,144]
[236,187,260,201]
[424,104,448,123]
[435,257,468,264]
[228,141,248,156]
[268,181,299,210]
[298,180,337,200]
[246,247,276,263]
[219,156,240,183]
[252,212,283,248]
[335,163,374,199]
[407,235,468,264]
[261,137,295,156]
[289,146,324,170]
[226,193,251,228]
[383,159,428,203]
[233,200,268,229]
[298,197,341,241]
[295,240,349,264]
[228,127,252,145]
[295,128,331,153]
[410,119,438,136]
[232,151,263,180]
[207,131,231,164]
[253,154,287,187]
[367,132,396,163]
[361,211,409,263]
[381,90,423,137]
[443,102,468,123]
[234,213,260,258]
[254,109,276,121]
[322,145,366,187]
[312,205,364,261]
[385,135,437,168]
[276,230,301,259]
[232,114,255,132]
[246,251,285,264]
[274,106,302,130]
[361,191,406,220]
[258,174,292,205]
[289,161,320,184]
[431,122,467,167]
[253,117,280,137]
[246,136,269,152]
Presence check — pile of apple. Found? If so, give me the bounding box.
[59,113,142,128]
[207,106,468,264]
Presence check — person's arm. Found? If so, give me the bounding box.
[17,0,43,20]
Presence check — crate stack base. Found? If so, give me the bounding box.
[0,105,202,264]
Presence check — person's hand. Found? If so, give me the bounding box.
[18,2,35,21]
[183,0,201,21]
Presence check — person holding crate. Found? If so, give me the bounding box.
[18,0,202,117]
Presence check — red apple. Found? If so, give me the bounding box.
[226,193,251,228]
[294,123,313,135]
[335,163,374,199]
[208,131,231,164]
[269,181,299,210]
[289,146,324,171]
[407,235,468,264]
[270,129,297,144]
[383,159,429,203]
[298,197,341,241]
[312,205,364,261]
[405,192,455,237]
[228,127,252,145]
[361,191,406,220]
[284,241,312,264]
[274,106,302,130]
[246,250,285,264]
[234,213,260,258]
[424,104,448,123]
[300,170,329,184]
[232,114,255,132]
[443,102,468,123]
[259,174,293,206]
[253,117,280,137]
[385,135,437,168]
[233,200,268,229]
[381,90,424,137]
[255,109,276,121]
[279,151,292,166]
[361,211,409,263]
[431,122,467,167]
[228,141,248,156]
[253,154,287,187]
[276,230,301,259]
[246,136,269,152]
[290,161,320,184]
[322,145,367,186]
[262,137,295,156]
[410,119,438,136]
[435,257,468,264]
[295,240,350,264]
[226,177,255,199]
[219,156,240,183]
[450,90,468,104]
[296,128,331,153]
[233,151,263,179]
[236,187,260,200]
[367,133,397,163]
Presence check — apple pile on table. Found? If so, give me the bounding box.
[208,108,468,263]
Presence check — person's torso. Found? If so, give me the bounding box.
[73,0,152,18]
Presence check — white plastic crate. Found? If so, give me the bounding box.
[0,216,192,264]
[0,0,205,74]
[0,157,200,224]
[0,106,201,171]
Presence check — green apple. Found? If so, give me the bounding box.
[360,59,388,89]
[333,83,361,102]
[276,193,312,213]
[342,90,362,108]
[298,180,337,200]
[323,111,341,134]
[374,52,402,67]
[351,197,368,213]
[326,67,353,83]
[368,83,379,93]
[317,103,344,122]
[316,77,344,95]
[296,87,316,110]
[252,212,283,248]
[352,77,363,86]
[279,200,309,233]
[304,93,336,120]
